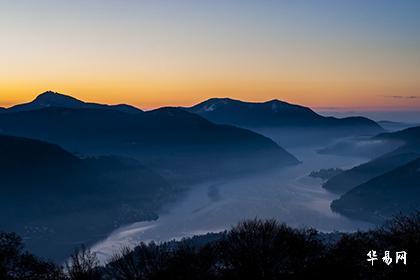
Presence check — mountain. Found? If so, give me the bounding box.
[318,125,420,160]
[187,98,382,129]
[331,157,420,223]
[375,126,420,154]
[377,120,420,132]
[7,91,142,114]
[187,98,319,127]
[323,152,420,194]
[0,96,299,182]
[185,98,384,146]
[0,134,172,260]
[328,127,420,222]
[316,136,402,159]
[323,126,420,194]
[0,107,5,112]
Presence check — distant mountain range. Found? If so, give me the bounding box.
[0,134,173,260]
[2,94,384,149]
[186,98,382,129]
[185,98,384,146]
[5,91,142,114]
[0,92,299,181]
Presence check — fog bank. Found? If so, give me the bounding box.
[92,148,373,263]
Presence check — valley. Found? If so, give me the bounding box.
[92,148,374,263]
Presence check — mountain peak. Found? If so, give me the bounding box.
[188,97,308,115]
[38,90,62,97]
[202,98,293,108]
[265,99,287,105]
[263,99,294,111]
[36,90,68,98]
[33,91,83,106]
[205,97,237,104]
[186,97,383,137]
[188,97,237,113]
[8,91,143,114]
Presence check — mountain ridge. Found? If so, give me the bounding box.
[7,91,143,114]
[0,99,299,181]
[185,97,383,129]
[322,126,420,194]
[325,126,420,223]
[323,152,420,194]
[184,97,384,147]
[331,156,420,223]
[0,134,172,260]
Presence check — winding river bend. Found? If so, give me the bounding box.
[92,148,374,263]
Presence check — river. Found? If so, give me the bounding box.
[91,148,374,263]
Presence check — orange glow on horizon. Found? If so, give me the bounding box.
[1,81,419,111]
[1,1,419,112]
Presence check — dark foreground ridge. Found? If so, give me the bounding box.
[0,134,174,261]
[1,213,419,279]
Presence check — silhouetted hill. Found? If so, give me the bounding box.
[0,135,173,261]
[187,98,382,129]
[7,91,142,114]
[323,126,420,221]
[377,120,420,131]
[317,136,402,159]
[318,126,420,160]
[377,125,420,141]
[0,105,299,182]
[323,152,420,194]
[185,98,384,146]
[0,134,81,174]
[322,127,420,192]
[331,157,420,223]
[187,98,319,126]
[375,126,420,154]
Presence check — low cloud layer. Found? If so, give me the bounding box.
[384,95,419,99]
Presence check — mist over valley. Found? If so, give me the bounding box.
[1,92,419,266]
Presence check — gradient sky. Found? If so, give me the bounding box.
[1,0,419,110]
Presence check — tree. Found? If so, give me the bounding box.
[66,245,101,280]
[0,231,65,280]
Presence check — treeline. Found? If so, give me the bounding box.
[1,213,420,279]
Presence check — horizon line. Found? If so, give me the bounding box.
[1,91,420,113]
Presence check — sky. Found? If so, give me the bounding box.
[1,0,419,111]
